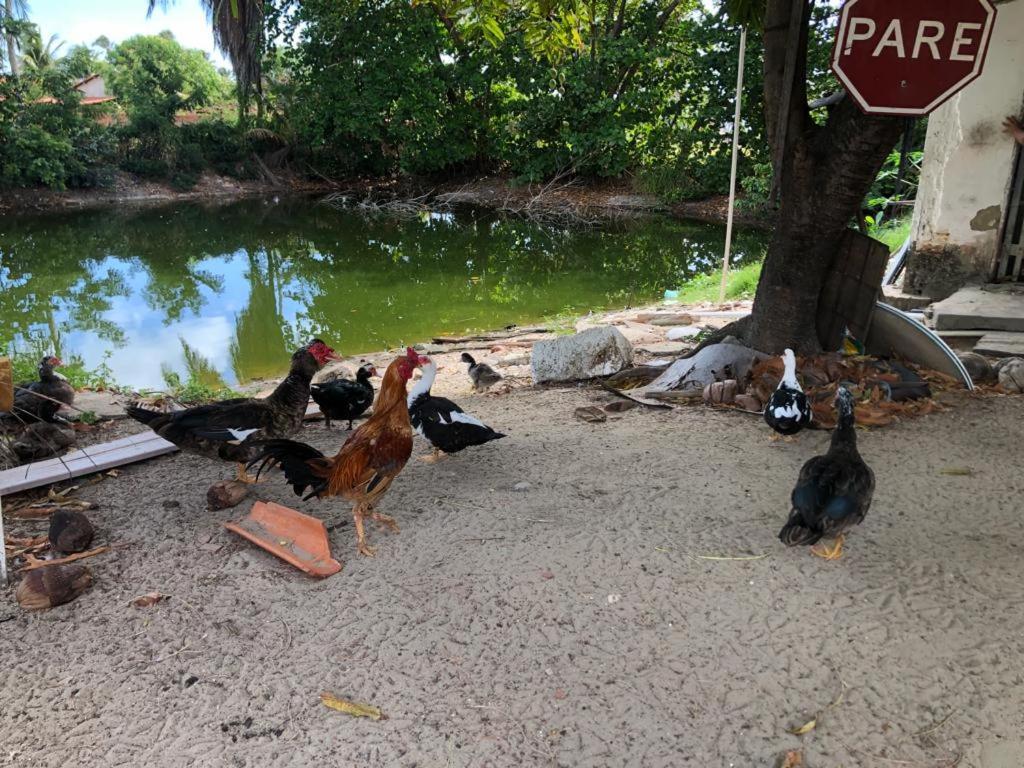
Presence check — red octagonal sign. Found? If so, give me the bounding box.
[832,0,997,116]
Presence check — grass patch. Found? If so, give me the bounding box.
[8,352,118,391]
[867,215,912,254]
[669,260,763,305]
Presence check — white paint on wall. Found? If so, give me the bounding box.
[911,0,1024,272]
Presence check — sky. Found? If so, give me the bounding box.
[25,0,230,69]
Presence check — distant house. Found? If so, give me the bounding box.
[34,74,116,106]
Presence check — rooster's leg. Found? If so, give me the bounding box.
[811,534,845,561]
[371,510,400,533]
[353,506,376,557]
[418,448,446,463]
[236,462,261,484]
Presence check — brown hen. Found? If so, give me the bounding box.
[249,347,428,556]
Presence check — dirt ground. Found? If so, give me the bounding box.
[1,372,1022,768]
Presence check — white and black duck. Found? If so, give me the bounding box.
[460,353,502,392]
[408,359,505,461]
[778,386,874,560]
[311,363,377,429]
[764,348,812,436]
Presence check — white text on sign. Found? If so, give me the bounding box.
[842,18,983,61]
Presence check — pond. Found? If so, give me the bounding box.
[0,197,768,390]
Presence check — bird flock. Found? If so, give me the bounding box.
[5,341,873,561]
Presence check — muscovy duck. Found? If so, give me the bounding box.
[461,352,502,392]
[409,359,505,462]
[126,339,340,483]
[311,363,377,429]
[4,356,75,423]
[764,348,812,437]
[778,386,874,560]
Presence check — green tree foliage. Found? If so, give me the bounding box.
[108,34,224,123]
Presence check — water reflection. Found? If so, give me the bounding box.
[0,197,767,389]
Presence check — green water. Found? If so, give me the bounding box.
[0,197,767,390]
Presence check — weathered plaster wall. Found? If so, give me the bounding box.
[906,0,1024,298]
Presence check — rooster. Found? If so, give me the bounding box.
[249,347,428,557]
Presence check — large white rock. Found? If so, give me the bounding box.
[997,357,1024,393]
[531,326,634,383]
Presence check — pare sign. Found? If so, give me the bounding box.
[831,0,997,116]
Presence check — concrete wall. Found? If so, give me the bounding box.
[905,0,1024,298]
[77,76,107,99]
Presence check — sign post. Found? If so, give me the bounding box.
[831,0,997,116]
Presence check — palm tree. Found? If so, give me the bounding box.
[19,26,64,73]
[147,0,263,120]
[2,0,29,76]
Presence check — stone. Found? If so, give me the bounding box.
[734,394,763,412]
[49,510,95,553]
[531,326,633,383]
[16,565,93,610]
[313,361,356,385]
[61,390,127,421]
[666,325,703,341]
[931,286,1024,332]
[603,400,639,413]
[974,332,1024,358]
[512,481,531,492]
[634,312,695,327]
[996,358,1024,393]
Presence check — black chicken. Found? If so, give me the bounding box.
[126,339,340,482]
[310,363,377,429]
[779,386,875,560]
[408,359,505,461]
[3,356,75,424]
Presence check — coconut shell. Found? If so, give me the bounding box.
[207,479,251,511]
[49,509,95,553]
[16,565,93,610]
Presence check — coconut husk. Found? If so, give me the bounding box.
[16,564,93,610]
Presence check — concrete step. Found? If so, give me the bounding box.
[931,285,1024,332]
[974,332,1024,358]
[881,285,934,311]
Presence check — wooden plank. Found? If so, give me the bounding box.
[0,433,178,496]
[974,331,1024,358]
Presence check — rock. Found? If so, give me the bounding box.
[207,479,251,510]
[666,325,703,341]
[997,358,1024,393]
[498,352,530,367]
[162,500,181,510]
[60,390,127,421]
[648,313,695,327]
[512,481,532,492]
[957,352,995,384]
[49,509,95,554]
[574,406,608,423]
[531,326,633,383]
[313,361,356,385]
[16,565,93,610]
[603,400,639,413]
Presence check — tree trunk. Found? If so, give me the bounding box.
[4,0,19,77]
[740,0,905,354]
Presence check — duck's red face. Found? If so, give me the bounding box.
[44,356,63,368]
[307,340,342,366]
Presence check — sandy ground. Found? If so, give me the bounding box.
[1,372,1023,768]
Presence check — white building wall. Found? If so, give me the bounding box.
[906,0,1024,297]
[77,76,107,99]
